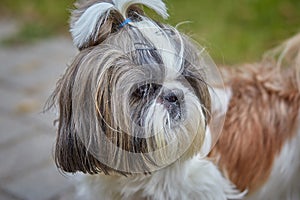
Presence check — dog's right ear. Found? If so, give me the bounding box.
[70,0,168,50]
[51,54,113,175]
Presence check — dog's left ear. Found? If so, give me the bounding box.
[70,0,169,50]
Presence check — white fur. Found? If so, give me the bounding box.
[71,0,169,48]
[140,80,207,169]
[200,127,212,157]
[71,86,246,200]
[246,111,300,200]
[202,87,232,156]
[71,2,114,48]
[209,87,232,118]
[75,157,246,200]
[134,19,184,78]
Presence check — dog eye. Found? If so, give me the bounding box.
[133,83,161,98]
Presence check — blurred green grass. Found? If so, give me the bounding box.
[0,0,73,44]
[1,0,300,64]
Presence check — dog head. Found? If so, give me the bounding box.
[50,0,224,175]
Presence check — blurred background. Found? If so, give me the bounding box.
[0,0,299,200]
[1,0,300,63]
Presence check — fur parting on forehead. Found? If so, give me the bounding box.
[133,18,184,76]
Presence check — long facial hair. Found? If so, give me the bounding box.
[48,0,214,175]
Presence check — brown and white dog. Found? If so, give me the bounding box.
[48,0,300,199]
[210,33,300,199]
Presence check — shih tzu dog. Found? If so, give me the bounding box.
[48,0,300,199]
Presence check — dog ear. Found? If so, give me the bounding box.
[70,0,168,50]
[51,54,113,175]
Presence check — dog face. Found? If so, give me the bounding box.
[49,0,224,175]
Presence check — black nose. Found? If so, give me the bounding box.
[164,92,178,103]
[163,89,184,103]
[162,89,184,121]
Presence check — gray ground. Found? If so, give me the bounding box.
[0,20,79,200]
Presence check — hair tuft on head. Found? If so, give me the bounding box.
[70,0,169,50]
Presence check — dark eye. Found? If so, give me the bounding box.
[133,83,161,98]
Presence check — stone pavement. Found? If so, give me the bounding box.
[0,20,79,200]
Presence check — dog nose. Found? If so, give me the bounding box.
[161,89,184,121]
[164,92,178,103]
[163,89,184,103]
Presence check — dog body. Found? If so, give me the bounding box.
[49,0,300,199]
[211,63,300,199]
[74,62,300,199]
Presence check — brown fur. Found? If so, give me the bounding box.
[209,35,300,193]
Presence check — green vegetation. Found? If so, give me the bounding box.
[1,0,73,44]
[1,0,300,64]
